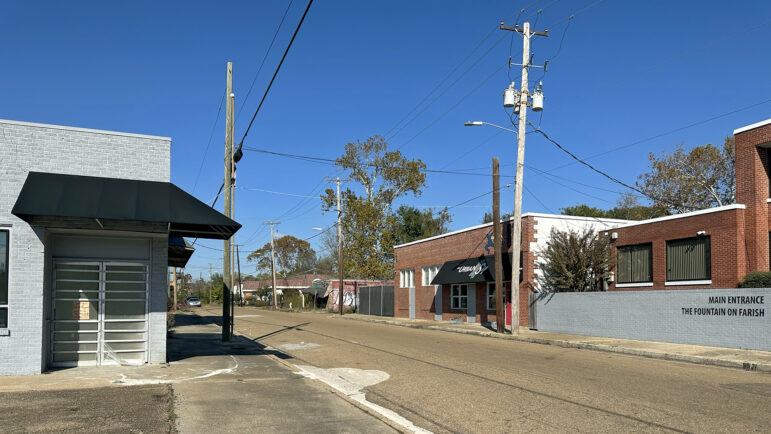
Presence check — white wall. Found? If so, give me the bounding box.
[529,214,629,291]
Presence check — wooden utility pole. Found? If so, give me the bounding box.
[500,21,547,334]
[265,222,280,308]
[208,263,213,305]
[326,178,349,315]
[492,157,504,333]
[222,61,233,342]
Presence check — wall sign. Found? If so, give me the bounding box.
[681,295,765,317]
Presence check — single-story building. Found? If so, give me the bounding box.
[605,118,771,290]
[394,213,629,326]
[0,119,239,376]
[240,274,393,310]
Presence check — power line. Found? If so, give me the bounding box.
[191,92,225,194]
[528,122,693,210]
[546,97,771,172]
[387,34,509,141]
[242,146,494,177]
[238,0,314,149]
[384,27,499,138]
[237,0,296,121]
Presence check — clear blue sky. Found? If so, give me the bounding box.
[3,0,771,277]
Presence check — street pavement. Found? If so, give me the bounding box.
[206,306,771,433]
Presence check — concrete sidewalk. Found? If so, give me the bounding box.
[340,314,771,373]
[0,314,398,434]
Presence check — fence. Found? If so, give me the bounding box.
[529,288,770,351]
[358,285,394,317]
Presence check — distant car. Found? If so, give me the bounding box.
[185,296,201,307]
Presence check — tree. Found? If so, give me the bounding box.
[391,205,451,245]
[314,229,340,276]
[636,137,735,214]
[322,135,426,279]
[560,193,668,221]
[246,235,317,277]
[538,227,612,292]
[482,211,512,223]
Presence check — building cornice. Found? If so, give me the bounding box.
[609,204,746,230]
[0,118,171,141]
[733,118,771,135]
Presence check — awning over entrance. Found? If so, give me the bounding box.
[11,172,241,239]
[168,236,195,268]
[430,253,516,285]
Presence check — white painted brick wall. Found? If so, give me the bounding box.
[0,119,171,375]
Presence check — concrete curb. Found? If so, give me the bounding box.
[339,315,771,373]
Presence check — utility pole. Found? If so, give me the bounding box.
[208,263,213,305]
[500,21,547,334]
[326,177,349,315]
[492,157,504,334]
[230,98,236,325]
[222,61,234,342]
[265,222,280,309]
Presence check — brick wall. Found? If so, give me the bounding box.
[606,206,746,291]
[735,122,771,271]
[393,214,624,326]
[0,119,170,375]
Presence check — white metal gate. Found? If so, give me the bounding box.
[51,261,149,367]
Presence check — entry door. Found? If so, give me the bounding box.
[52,261,149,367]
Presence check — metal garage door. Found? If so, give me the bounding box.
[51,261,149,367]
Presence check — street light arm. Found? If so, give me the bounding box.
[464,121,518,135]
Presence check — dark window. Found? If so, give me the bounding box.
[0,229,7,328]
[486,282,509,310]
[617,243,653,284]
[451,284,468,310]
[666,236,710,282]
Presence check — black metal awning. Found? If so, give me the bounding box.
[11,172,241,240]
[430,253,516,285]
[168,236,195,268]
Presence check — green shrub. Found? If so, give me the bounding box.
[739,271,771,288]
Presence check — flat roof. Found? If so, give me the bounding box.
[608,203,746,230]
[733,118,771,135]
[0,118,171,141]
[394,212,631,249]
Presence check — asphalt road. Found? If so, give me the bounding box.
[201,306,771,433]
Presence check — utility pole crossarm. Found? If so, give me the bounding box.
[499,22,549,37]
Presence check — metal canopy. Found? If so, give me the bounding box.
[168,236,195,268]
[12,172,241,240]
[430,253,515,285]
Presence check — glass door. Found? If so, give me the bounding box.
[52,261,148,367]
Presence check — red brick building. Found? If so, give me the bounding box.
[393,214,628,326]
[606,119,771,291]
[394,118,771,327]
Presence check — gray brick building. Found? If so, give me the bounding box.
[0,119,238,375]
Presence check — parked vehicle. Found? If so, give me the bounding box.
[185,296,201,307]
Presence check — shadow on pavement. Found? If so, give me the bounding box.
[168,313,296,363]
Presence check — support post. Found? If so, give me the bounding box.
[172,267,178,311]
[222,61,233,342]
[492,157,504,333]
[326,177,349,315]
[265,222,280,309]
[500,21,547,334]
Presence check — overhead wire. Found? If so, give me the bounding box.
[237,0,295,121]
[238,0,314,150]
[528,121,695,210]
[191,92,225,194]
